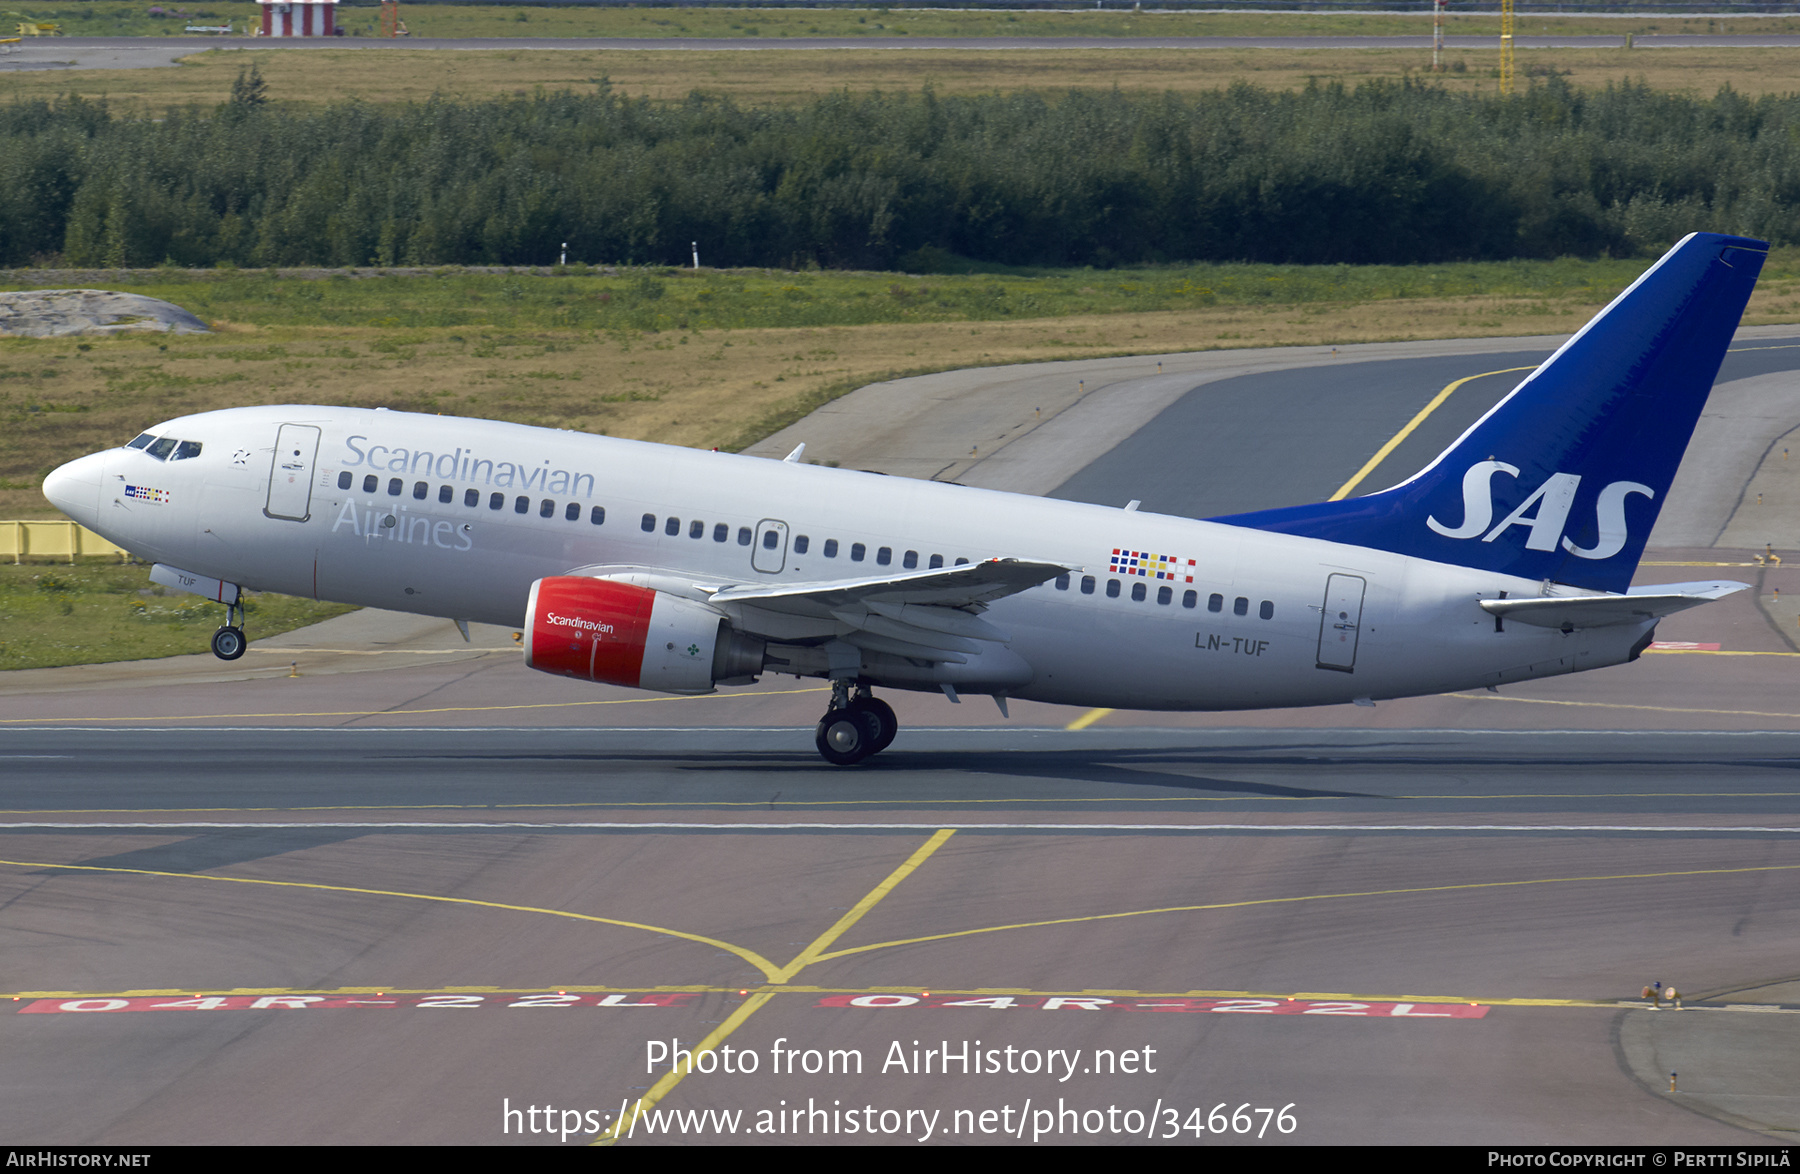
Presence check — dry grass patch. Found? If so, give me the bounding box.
[10,45,1800,108]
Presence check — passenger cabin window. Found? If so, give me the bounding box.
[665,516,681,536]
[1260,600,1275,620]
[642,514,656,532]
[540,499,555,518]
[489,493,504,510]
[737,527,752,547]
[1157,586,1172,605]
[876,547,892,566]
[929,554,943,569]
[713,523,728,543]
[1183,590,1197,609]
[514,495,529,515]
[1106,580,1121,598]
[465,489,479,507]
[337,471,353,490]
[762,530,779,549]
[1131,582,1147,602]
[690,519,704,539]
[850,543,866,562]
[566,502,581,522]
[1081,575,1095,595]
[388,478,403,496]
[794,535,810,554]
[902,550,918,569]
[955,558,969,566]
[1234,597,1249,616]
[364,475,378,493]
[438,484,453,504]
[591,506,606,525]
[823,539,838,558]
[1208,593,1224,613]
[413,481,428,500]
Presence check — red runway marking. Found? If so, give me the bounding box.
[812,994,1488,1017]
[18,992,698,1014]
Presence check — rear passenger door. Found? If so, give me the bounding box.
[1316,573,1367,672]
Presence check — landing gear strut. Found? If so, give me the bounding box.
[211,600,246,661]
[815,681,898,766]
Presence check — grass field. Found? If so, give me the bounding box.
[13,4,1800,42]
[0,561,353,670]
[8,43,1800,107]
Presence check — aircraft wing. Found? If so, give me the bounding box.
[707,558,1070,662]
[709,557,1067,611]
[1478,581,1748,630]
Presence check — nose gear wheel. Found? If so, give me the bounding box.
[211,600,247,661]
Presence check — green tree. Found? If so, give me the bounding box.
[229,64,268,111]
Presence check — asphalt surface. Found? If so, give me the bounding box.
[1052,334,1800,519]
[8,33,1800,75]
[4,330,1800,1145]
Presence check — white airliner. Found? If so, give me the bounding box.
[42,232,1765,763]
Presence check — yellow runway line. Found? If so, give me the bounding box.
[1331,366,1535,500]
[599,829,956,1145]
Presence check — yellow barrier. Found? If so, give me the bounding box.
[1,521,132,564]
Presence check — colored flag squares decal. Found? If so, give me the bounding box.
[124,485,170,505]
[1110,549,1195,582]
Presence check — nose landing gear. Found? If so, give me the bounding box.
[814,681,898,766]
[211,600,247,661]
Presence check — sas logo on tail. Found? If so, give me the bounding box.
[1426,460,1652,561]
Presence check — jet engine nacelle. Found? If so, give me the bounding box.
[524,576,764,694]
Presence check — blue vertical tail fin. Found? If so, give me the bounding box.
[1211,232,1768,593]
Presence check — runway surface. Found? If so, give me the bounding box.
[6,33,1800,74]
[5,328,1800,1145]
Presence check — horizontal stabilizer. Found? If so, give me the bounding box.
[1479,581,1747,630]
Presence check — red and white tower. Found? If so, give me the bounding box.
[258,0,336,37]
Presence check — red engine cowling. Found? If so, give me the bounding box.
[524,576,763,694]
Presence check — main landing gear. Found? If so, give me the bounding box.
[211,600,246,661]
[815,680,898,766]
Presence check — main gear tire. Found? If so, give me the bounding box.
[851,696,898,754]
[815,707,875,765]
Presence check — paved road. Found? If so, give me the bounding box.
[5,33,1798,74]
[1051,333,1800,520]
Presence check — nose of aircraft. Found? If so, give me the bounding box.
[42,451,106,530]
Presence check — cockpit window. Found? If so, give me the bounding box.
[127,433,156,450]
[145,437,177,461]
[171,441,202,461]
